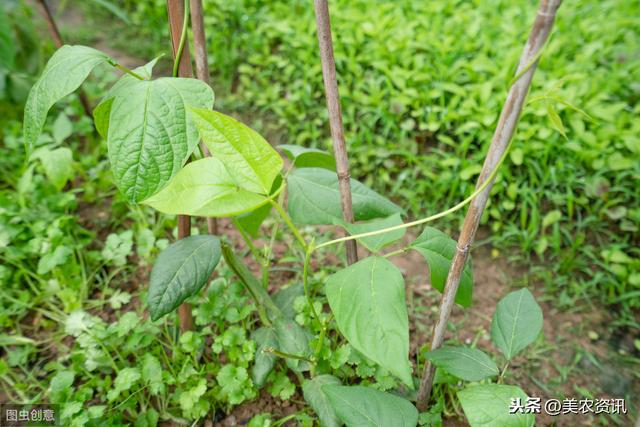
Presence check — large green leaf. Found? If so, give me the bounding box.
[251,327,277,387]
[108,77,214,202]
[425,346,499,382]
[93,57,160,139]
[287,168,402,225]
[148,235,221,321]
[142,157,270,217]
[323,385,418,427]
[278,144,336,171]
[491,289,543,360]
[458,384,534,427]
[336,213,405,253]
[274,318,312,372]
[24,45,111,152]
[302,375,342,427]
[325,256,413,387]
[411,227,473,307]
[189,108,283,194]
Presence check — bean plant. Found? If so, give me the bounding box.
[24,44,546,426]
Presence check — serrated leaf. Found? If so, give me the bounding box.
[142,156,270,217]
[274,318,312,372]
[458,384,534,427]
[287,168,402,225]
[491,289,543,360]
[273,283,304,319]
[323,385,418,427]
[235,203,272,238]
[148,235,221,321]
[141,354,163,395]
[251,327,277,387]
[190,108,283,194]
[425,346,499,382]
[336,213,405,252]
[278,144,336,171]
[302,375,342,427]
[325,256,413,387]
[24,45,111,152]
[108,77,214,202]
[411,227,473,307]
[31,147,73,190]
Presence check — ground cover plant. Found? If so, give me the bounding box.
[1,0,638,426]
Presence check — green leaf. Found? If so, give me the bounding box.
[93,56,160,140]
[278,144,336,171]
[141,354,163,395]
[251,327,277,387]
[287,168,402,225]
[108,367,141,402]
[425,346,499,382]
[411,227,473,307]
[325,256,413,387]
[52,113,73,143]
[0,9,15,70]
[491,289,543,360]
[458,384,534,427]
[190,108,283,194]
[546,101,567,139]
[49,371,75,403]
[142,156,269,217]
[274,318,312,372]
[148,235,221,321]
[302,375,342,427]
[323,385,418,427]
[24,45,111,152]
[273,283,304,319]
[31,147,74,190]
[541,210,561,229]
[37,245,72,274]
[108,77,214,202]
[336,213,405,252]
[235,203,272,238]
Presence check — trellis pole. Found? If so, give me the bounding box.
[37,0,93,118]
[189,0,218,235]
[416,0,563,410]
[167,0,195,332]
[313,0,358,265]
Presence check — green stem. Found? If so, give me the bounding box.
[107,60,146,80]
[172,0,190,78]
[383,247,409,258]
[271,199,307,251]
[263,347,314,364]
[303,243,322,328]
[314,134,515,251]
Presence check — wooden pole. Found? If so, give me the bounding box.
[313,0,358,265]
[416,0,563,410]
[37,0,93,118]
[189,0,218,235]
[167,0,194,332]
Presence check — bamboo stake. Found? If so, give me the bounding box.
[167,0,194,332]
[416,0,562,410]
[313,0,358,265]
[189,0,218,235]
[37,0,93,118]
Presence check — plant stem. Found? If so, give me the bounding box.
[415,0,563,411]
[263,347,314,364]
[172,0,190,78]
[107,60,146,80]
[315,139,514,251]
[314,0,358,265]
[270,199,308,251]
[303,243,322,328]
